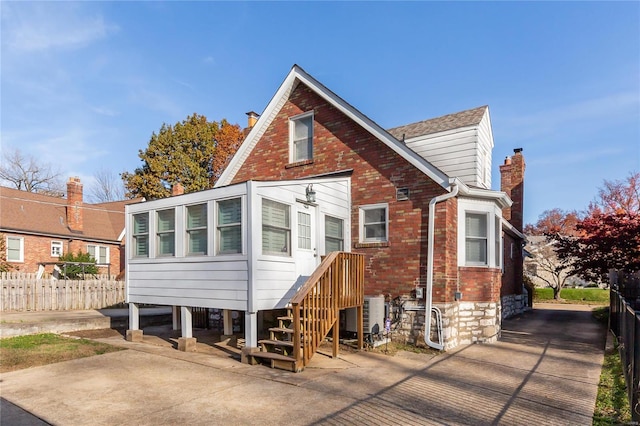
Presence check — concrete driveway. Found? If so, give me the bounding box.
[0,303,605,425]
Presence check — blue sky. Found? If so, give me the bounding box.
[1,1,638,225]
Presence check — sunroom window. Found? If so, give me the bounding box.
[262,199,290,256]
[217,198,242,254]
[187,204,208,256]
[133,213,149,257]
[325,215,344,253]
[290,113,313,162]
[157,209,175,256]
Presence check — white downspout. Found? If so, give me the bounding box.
[425,181,459,350]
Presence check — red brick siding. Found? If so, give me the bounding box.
[501,233,523,297]
[231,83,459,300]
[4,233,123,276]
[458,267,502,302]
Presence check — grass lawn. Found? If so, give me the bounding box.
[0,333,123,373]
[534,287,609,304]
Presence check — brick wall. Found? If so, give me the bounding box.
[4,233,122,277]
[231,83,457,300]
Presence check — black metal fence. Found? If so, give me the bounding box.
[610,289,640,422]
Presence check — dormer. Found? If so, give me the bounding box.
[387,106,494,189]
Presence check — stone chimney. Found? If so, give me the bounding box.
[246,111,260,129]
[66,177,83,232]
[500,148,525,232]
[172,182,184,196]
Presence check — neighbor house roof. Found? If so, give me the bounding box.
[0,186,135,243]
[387,105,488,140]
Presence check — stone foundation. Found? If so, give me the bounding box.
[394,299,501,350]
[501,290,529,319]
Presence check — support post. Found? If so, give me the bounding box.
[223,309,234,337]
[241,311,259,364]
[126,303,143,342]
[178,306,196,352]
[357,304,364,350]
[332,314,339,358]
[172,306,180,331]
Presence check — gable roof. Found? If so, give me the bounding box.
[216,64,452,190]
[387,105,488,140]
[0,186,134,243]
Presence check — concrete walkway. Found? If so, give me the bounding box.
[0,303,606,425]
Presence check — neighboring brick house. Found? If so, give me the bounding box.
[1,177,132,278]
[216,65,527,349]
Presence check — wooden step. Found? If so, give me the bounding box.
[269,327,294,334]
[250,351,299,372]
[259,339,294,348]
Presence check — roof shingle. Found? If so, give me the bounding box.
[387,105,488,140]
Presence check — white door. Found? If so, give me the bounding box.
[295,202,318,279]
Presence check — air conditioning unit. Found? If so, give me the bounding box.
[345,295,385,334]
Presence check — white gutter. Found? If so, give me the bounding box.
[425,179,460,350]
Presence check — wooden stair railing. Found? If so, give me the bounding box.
[251,252,364,372]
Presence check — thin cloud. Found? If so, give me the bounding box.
[499,91,639,142]
[1,3,118,52]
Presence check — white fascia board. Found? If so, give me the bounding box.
[464,187,512,209]
[216,65,452,190]
[403,124,479,144]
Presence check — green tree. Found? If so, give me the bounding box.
[122,114,244,200]
[57,251,98,279]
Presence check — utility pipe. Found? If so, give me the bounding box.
[425,180,459,350]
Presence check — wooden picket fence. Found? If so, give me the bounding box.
[1,272,125,312]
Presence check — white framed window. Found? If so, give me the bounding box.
[88,245,109,264]
[187,203,208,256]
[290,112,313,162]
[298,211,311,250]
[51,241,63,257]
[262,198,290,256]
[495,216,502,268]
[217,198,242,255]
[359,204,388,243]
[157,209,175,256]
[133,213,149,257]
[325,215,344,253]
[6,236,23,262]
[465,213,488,265]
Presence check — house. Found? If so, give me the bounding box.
[1,177,130,278]
[125,65,527,369]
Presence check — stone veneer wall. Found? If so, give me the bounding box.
[501,290,529,319]
[394,300,502,350]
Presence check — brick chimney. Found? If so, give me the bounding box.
[500,148,525,232]
[172,182,184,196]
[246,111,260,129]
[66,177,83,232]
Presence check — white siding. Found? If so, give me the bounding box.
[405,110,495,189]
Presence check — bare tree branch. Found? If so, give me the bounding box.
[0,147,64,195]
[87,169,126,203]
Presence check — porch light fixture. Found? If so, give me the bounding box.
[306,184,316,203]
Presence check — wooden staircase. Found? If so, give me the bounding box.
[250,252,365,372]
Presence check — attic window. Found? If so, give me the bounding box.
[396,188,410,201]
[290,112,313,162]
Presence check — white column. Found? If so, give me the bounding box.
[245,311,258,348]
[223,309,233,336]
[129,303,140,330]
[181,306,193,338]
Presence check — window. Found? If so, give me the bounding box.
[465,213,488,265]
[325,216,344,253]
[298,212,311,250]
[217,198,242,254]
[262,199,290,256]
[290,113,313,162]
[51,241,63,257]
[6,236,23,262]
[360,204,388,243]
[88,245,109,264]
[133,213,149,257]
[187,204,208,256]
[157,209,175,256]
